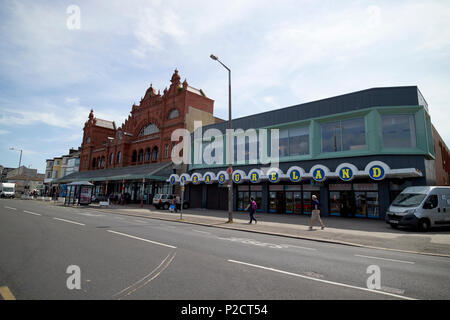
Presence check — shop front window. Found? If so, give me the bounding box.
[329,191,341,216]
[238,191,250,211]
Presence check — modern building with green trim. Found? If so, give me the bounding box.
[174,86,449,220]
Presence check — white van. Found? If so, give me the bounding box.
[0,183,15,198]
[386,186,450,231]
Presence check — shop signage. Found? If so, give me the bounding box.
[289,169,301,182]
[173,161,417,185]
[368,165,385,180]
[312,168,326,182]
[268,171,280,183]
[339,167,354,181]
[249,171,260,183]
[233,172,243,184]
[218,172,227,184]
[191,173,201,185]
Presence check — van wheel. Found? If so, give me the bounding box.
[390,223,398,229]
[183,203,189,209]
[163,203,169,210]
[418,219,430,232]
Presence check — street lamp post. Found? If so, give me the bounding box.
[210,54,233,223]
[9,147,23,168]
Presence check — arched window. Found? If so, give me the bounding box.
[138,123,159,137]
[132,150,137,163]
[168,109,179,120]
[117,151,121,164]
[92,158,96,168]
[101,156,105,168]
[145,148,151,161]
[97,157,101,168]
[138,149,144,162]
[109,153,114,165]
[152,146,159,161]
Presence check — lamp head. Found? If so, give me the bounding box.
[210,54,218,61]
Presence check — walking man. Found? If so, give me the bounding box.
[245,197,258,224]
[309,194,325,230]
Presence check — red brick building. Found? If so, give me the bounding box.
[62,69,222,203]
[80,69,219,172]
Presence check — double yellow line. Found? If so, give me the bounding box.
[0,286,16,300]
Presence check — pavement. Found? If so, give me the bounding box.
[45,200,450,257]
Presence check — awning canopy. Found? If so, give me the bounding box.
[57,162,173,184]
[67,181,94,186]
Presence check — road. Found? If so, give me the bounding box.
[1,199,449,300]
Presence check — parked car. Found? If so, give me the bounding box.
[91,194,107,203]
[385,186,450,231]
[153,194,190,210]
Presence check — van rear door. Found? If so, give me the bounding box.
[440,191,450,225]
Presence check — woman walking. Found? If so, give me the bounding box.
[309,195,325,230]
[245,197,258,224]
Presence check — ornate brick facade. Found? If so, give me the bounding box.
[79,69,218,172]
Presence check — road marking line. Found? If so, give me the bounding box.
[354,254,415,265]
[0,286,16,300]
[114,251,176,299]
[133,219,147,223]
[4,206,17,210]
[107,230,177,249]
[192,229,211,235]
[23,210,42,216]
[53,217,85,226]
[227,259,416,300]
[281,244,317,251]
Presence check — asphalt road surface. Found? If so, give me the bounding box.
[1,199,449,300]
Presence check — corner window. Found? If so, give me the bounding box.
[382,114,416,148]
[321,118,366,153]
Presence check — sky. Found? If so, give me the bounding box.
[0,0,449,173]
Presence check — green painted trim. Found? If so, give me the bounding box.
[188,105,433,170]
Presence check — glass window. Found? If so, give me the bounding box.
[138,123,159,137]
[289,127,309,156]
[382,114,416,148]
[321,118,366,152]
[329,191,341,216]
[321,121,341,152]
[342,118,366,151]
[279,129,289,157]
[117,151,121,164]
[238,191,250,211]
[164,144,169,158]
[285,192,294,213]
[152,147,158,161]
[250,191,262,212]
[145,148,151,161]
[138,149,144,162]
[168,109,179,119]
